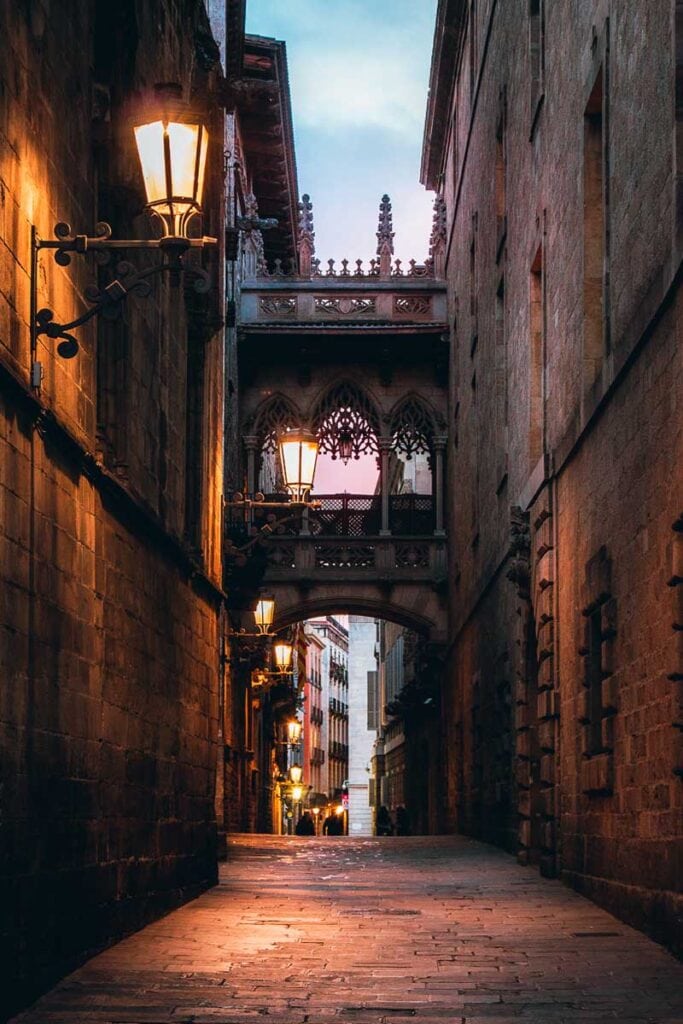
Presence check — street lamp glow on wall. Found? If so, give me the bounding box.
[278,428,319,503]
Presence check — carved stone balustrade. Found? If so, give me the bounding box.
[240,273,447,327]
[263,535,447,582]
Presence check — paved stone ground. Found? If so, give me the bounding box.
[12,836,683,1023]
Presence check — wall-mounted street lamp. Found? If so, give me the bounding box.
[226,430,320,514]
[287,719,302,744]
[134,114,209,242]
[30,83,216,371]
[225,430,321,569]
[273,641,294,674]
[289,764,303,785]
[253,594,276,635]
[278,428,319,503]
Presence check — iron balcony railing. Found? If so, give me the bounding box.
[310,706,324,726]
[236,493,436,537]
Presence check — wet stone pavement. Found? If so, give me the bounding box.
[12,835,683,1024]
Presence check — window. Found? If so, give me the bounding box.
[529,244,544,468]
[584,610,604,756]
[583,66,610,391]
[451,103,459,201]
[469,0,478,103]
[579,547,617,795]
[185,327,205,548]
[495,96,507,255]
[529,0,545,121]
[469,214,478,343]
[495,276,507,481]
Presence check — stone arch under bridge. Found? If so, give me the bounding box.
[270,585,447,644]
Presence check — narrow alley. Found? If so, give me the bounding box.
[12,836,683,1024]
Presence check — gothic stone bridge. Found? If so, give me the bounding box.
[231,195,449,640]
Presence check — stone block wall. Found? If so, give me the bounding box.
[433,0,682,947]
[0,1,226,1014]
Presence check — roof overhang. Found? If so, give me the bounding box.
[236,35,300,264]
[420,0,468,191]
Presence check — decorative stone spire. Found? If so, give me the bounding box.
[429,194,447,279]
[376,193,394,278]
[241,193,266,280]
[297,193,315,278]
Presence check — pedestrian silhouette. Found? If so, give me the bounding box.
[322,813,343,835]
[395,806,411,836]
[295,811,315,836]
[376,805,394,836]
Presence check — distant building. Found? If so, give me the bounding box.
[347,617,379,836]
[303,628,326,801]
[307,617,349,805]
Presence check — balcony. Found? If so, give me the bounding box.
[329,741,349,761]
[310,706,324,726]
[310,747,325,766]
[249,493,437,537]
[329,698,349,717]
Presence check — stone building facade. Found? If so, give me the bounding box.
[0,1,238,1015]
[346,616,377,836]
[422,0,682,948]
[308,616,349,799]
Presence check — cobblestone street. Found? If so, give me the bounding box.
[12,836,683,1024]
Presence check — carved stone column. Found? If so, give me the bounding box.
[379,437,392,536]
[433,435,447,537]
[243,434,259,495]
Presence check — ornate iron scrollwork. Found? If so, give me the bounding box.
[31,221,215,360]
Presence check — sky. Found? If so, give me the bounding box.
[245,0,438,266]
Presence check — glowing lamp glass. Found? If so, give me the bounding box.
[291,785,303,802]
[278,429,319,502]
[134,119,209,238]
[253,594,275,635]
[274,642,293,673]
[289,764,303,784]
[287,720,302,743]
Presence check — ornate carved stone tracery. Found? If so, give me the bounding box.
[250,393,300,452]
[312,381,380,462]
[389,395,437,459]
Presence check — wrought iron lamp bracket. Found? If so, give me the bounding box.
[31,221,217,363]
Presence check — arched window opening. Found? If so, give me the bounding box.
[311,382,380,498]
[313,382,380,464]
[248,394,300,493]
[389,396,437,498]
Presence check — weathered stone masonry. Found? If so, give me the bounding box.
[422,0,682,949]
[0,2,227,1015]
